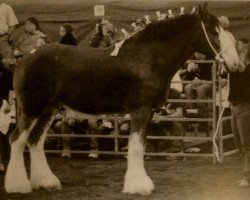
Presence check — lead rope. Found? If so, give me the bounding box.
[212,72,230,163]
[201,21,231,163]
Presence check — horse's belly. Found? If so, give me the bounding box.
[62,104,115,119]
[62,96,125,115]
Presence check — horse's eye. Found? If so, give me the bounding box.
[209,29,218,36]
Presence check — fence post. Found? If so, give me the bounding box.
[114,114,119,154]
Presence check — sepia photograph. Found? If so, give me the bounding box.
[0,0,249,199]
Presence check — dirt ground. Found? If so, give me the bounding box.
[0,154,250,200]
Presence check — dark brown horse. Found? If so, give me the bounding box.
[5,5,239,196]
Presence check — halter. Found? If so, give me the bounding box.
[201,21,228,63]
[201,21,237,74]
[201,21,235,163]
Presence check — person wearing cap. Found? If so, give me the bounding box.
[0,2,18,66]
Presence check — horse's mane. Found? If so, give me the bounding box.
[129,13,219,43]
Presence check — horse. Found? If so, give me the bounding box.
[5,4,239,196]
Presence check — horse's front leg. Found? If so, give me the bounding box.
[122,106,154,195]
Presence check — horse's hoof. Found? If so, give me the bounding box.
[5,179,32,193]
[122,173,154,196]
[31,174,62,190]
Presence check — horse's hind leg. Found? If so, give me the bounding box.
[5,114,37,193]
[27,109,61,190]
[122,106,154,195]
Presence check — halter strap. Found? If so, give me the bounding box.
[201,21,225,63]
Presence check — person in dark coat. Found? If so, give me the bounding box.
[59,23,77,46]
[58,23,77,157]
[229,38,250,187]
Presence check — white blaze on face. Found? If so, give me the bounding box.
[217,26,239,71]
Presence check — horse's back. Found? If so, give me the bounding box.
[13,43,144,116]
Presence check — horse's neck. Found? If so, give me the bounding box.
[153,36,194,74]
[118,31,195,79]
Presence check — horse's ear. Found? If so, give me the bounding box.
[203,3,208,14]
[199,3,210,21]
[198,4,205,19]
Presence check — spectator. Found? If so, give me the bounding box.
[229,38,250,187]
[60,119,89,158]
[90,16,117,48]
[0,2,18,68]
[58,24,77,157]
[151,87,184,157]
[13,17,48,57]
[59,23,77,45]
[184,52,212,116]
[88,117,113,158]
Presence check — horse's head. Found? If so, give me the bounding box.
[191,3,239,72]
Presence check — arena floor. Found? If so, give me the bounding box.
[0,154,249,200]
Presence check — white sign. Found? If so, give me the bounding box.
[94,5,105,17]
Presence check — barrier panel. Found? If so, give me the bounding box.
[45,59,237,163]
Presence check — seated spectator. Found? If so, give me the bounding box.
[151,87,184,156]
[61,118,89,158]
[88,116,114,158]
[57,23,77,157]
[13,17,48,57]
[183,52,212,116]
[59,23,77,45]
[90,16,117,48]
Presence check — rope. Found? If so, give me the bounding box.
[201,21,218,55]
[201,22,225,63]
[212,72,230,163]
[201,21,232,163]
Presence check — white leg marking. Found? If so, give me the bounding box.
[29,121,61,190]
[122,132,154,195]
[5,120,37,193]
